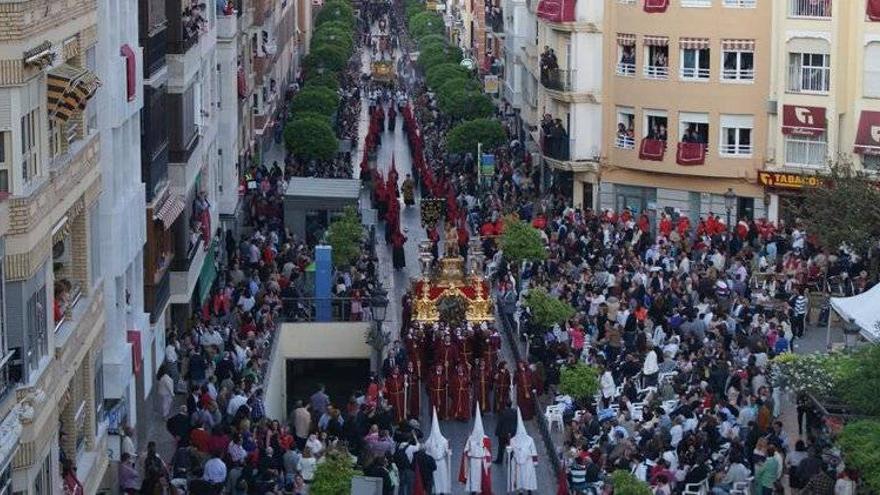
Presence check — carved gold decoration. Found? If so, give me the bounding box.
[411,252,494,323]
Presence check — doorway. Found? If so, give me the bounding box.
[286,359,371,413]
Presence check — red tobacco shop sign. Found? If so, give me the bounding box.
[782,105,826,136]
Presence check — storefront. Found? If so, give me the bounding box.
[757,170,822,224]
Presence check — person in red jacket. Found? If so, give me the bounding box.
[659,213,673,238]
[637,213,650,233]
[676,215,691,238]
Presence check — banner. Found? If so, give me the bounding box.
[480,153,495,176]
[484,75,499,94]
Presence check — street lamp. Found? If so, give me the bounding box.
[724,187,736,232]
[368,286,390,371]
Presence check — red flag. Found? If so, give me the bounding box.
[413,462,426,495]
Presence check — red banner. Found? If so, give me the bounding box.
[537,0,576,22]
[854,111,880,155]
[782,105,826,136]
[127,330,142,374]
[676,142,706,166]
[643,0,669,13]
[868,0,880,21]
[120,44,136,102]
[638,138,666,161]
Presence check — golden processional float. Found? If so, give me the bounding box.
[411,200,494,325]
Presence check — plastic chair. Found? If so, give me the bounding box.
[545,404,565,432]
[682,479,709,495]
[730,478,753,495]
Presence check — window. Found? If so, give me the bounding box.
[719,114,753,156]
[680,42,710,80]
[789,0,831,18]
[33,455,50,495]
[89,205,100,284]
[679,112,709,146]
[0,261,11,401]
[643,38,669,79]
[0,132,9,193]
[644,111,669,140]
[86,47,98,133]
[681,0,711,6]
[94,350,104,430]
[616,107,636,149]
[722,43,755,81]
[723,0,756,7]
[785,133,827,167]
[20,110,39,183]
[616,35,637,76]
[865,43,880,98]
[788,52,830,93]
[26,286,47,373]
[863,154,880,171]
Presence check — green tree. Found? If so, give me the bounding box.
[838,420,880,493]
[523,288,574,329]
[837,345,880,416]
[418,43,463,69]
[425,63,470,90]
[325,207,363,267]
[291,87,339,116]
[310,449,363,495]
[315,20,354,35]
[437,77,481,97]
[289,111,331,125]
[438,89,494,121]
[304,72,341,93]
[284,117,339,161]
[315,0,355,28]
[500,217,547,265]
[312,27,354,55]
[559,363,599,401]
[409,11,445,38]
[417,34,447,49]
[610,470,653,495]
[446,118,506,154]
[304,44,349,74]
[794,160,880,256]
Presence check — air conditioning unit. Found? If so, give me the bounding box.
[767,99,778,115]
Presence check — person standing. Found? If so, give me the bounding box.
[309,384,330,421]
[507,408,539,493]
[157,365,175,418]
[790,288,808,339]
[494,406,516,464]
[424,408,452,494]
[292,400,311,451]
[459,405,492,494]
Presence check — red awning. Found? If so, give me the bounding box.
[120,44,136,102]
[127,330,142,374]
[868,0,880,21]
[537,0,575,22]
[676,142,706,166]
[639,138,666,161]
[237,67,247,99]
[643,0,668,13]
[781,105,826,136]
[854,111,880,155]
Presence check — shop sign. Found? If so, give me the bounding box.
[758,171,821,190]
[483,74,499,94]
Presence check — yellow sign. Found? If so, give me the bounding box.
[758,171,821,189]
[484,75,499,94]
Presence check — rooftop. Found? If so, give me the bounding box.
[284,177,361,200]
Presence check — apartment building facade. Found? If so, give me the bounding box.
[763,0,880,223]
[0,0,110,491]
[599,0,771,227]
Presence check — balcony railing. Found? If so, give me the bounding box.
[788,65,830,94]
[143,24,168,78]
[168,30,199,55]
[681,0,711,7]
[541,132,572,161]
[680,67,710,80]
[720,143,753,156]
[616,63,636,77]
[280,297,372,322]
[172,237,203,272]
[54,285,84,334]
[541,68,577,92]
[785,138,827,168]
[644,65,669,80]
[789,0,831,18]
[487,12,504,32]
[169,131,200,164]
[616,135,635,149]
[721,67,755,81]
[146,268,171,324]
[723,0,755,6]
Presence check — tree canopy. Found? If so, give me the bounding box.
[446,118,507,154]
[315,0,355,28]
[559,363,599,401]
[794,160,880,255]
[312,27,354,55]
[291,87,339,116]
[418,43,463,69]
[325,207,363,267]
[437,77,481,97]
[500,217,547,265]
[284,117,338,161]
[304,72,341,93]
[417,34,447,49]
[425,63,470,90]
[304,44,348,74]
[438,89,494,121]
[310,449,363,495]
[523,287,575,329]
[409,11,445,39]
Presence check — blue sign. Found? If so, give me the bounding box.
[480,153,495,176]
[315,245,332,321]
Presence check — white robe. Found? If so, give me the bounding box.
[427,441,452,494]
[507,438,538,492]
[462,437,491,493]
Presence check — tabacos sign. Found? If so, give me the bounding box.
[758,171,822,190]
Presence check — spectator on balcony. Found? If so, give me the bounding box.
[540,48,559,87]
[682,125,704,144]
[648,124,668,142]
[620,47,635,67]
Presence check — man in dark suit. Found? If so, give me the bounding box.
[382,340,408,377]
[166,405,192,447]
[494,406,517,464]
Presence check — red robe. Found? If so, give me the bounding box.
[493,368,512,412]
[515,366,536,420]
[637,214,650,233]
[406,368,421,419]
[384,372,406,423]
[451,369,472,421]
[428,369,449,420]
[676,216,691,237]
[659,217,673,237]
[473,364,493,413]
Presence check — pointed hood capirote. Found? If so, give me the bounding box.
[467,402,487,453]
[424,407,449,459]
[509,407,536,464]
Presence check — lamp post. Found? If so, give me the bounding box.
[369,286,389,372]
[724,187,736,232]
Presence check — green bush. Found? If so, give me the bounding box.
[837,345,880,416]
[304,72,341,93]
[437,78,482,97]
[610,470,652,495]
[291,87,339,116]
[284,117,339,161]
[312,27,354,55]
[838,420,880,493]
[315,20,354,35]
[289,111,331,125]
[439,89,494,121]
[523,287,574,329]
[304,44,349,74]
[315,1,355,28]
[500,217,548,266]
[559,364,599,401]
[325,207,364,267]
[446,118,506,154]
[409,11,445,39]
[310,449,363,495]
[425,63,470,90]
[417,34,447,48]
[419,43,463,70]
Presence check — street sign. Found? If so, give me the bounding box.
[483,74,499,94]
[460,58,475,70]
[480,153,495,176]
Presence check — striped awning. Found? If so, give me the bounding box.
[679,37,710,50]
[643,35,669,47]
[153,194,186,229]
[47,64,101,123]
[617,33,637,47]
[722,39,755,51]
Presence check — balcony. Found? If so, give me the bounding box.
[722,0,756,6]
[142,24,168,80]
[486,9,504,33]
[540,68,597,103]
[644,64,669,80]
[218,13,238,39]
[787,65,830,94]
[616,135,635,150]
[789,0,831,18]
[169,132,200,164]
[616,62,636,77]
[681,0,711,6]
[145,267,171,324]
[170,237,206,304]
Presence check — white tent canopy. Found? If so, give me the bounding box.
[830,283,880,342]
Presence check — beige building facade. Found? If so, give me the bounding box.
[0,0,109,492]
[599,0,772,227]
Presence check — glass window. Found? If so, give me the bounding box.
[26,285,47,371]
[94,350,104,430]
[644,45,669,79]
[788,52,830,93]
[615,107,635,149]
[681,48,710,80]
[722,50,754,81]
[864,43,880,98]
[89,205,101,284]
[20,110,39,183]
[784,133,827,168]
[644,113,669,141]
[863,154,880,171]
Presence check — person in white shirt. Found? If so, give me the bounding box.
[670,417,684,447]
[227,390,248,417]
[157,368,175,418]
[203,453,227,484]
